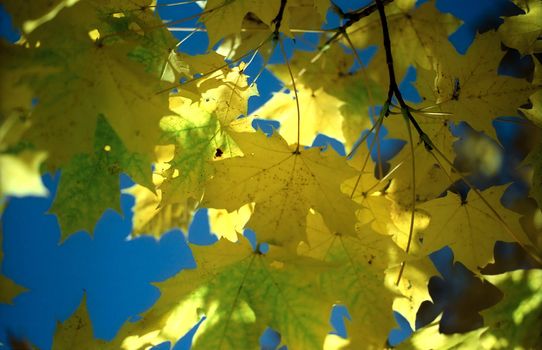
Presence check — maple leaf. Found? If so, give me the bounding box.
[299,211,403,347]
[498,0,542,55]
[270,44,355,94]
[520,89,542,128]
[52,297,109,350]
[415,259,503,334]
[128,182,195,237]
[386,256,438,329]
[416,31,536,138]
[402,270,542,350]
[199,64,258,125]
[341,143,398,234]
[417,186,531,272]
[201,0,329,48]
[51,116,152,240]
[0,273,26,305]
[348,0,460,81]
[341,142,433,253]
[0,0,66,31]
[3,1,542,349]
[202,131,359,249]
[124,145,197,238]
[201,0,281,48]
[253,86,346,146]
[519,62,542,127]
[0,42,38,123]
[11,0,173,169]
[112,238,332,350]
[159,68,256,207]
[267,45,384,150]
[384,113,457,208]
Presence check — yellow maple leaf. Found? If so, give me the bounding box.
[129,182,195,238]
[520,89,542,127]
[201,0,282,47]
[499,0,542,55]
[525,140,542,210]
[386,256,438,329]
[520,62,542,127]
[199,64,258,125]
[341,143,397,235]
[267,45,382,150]
[0,0,71,32]
[418,186,531,272]
[202,131,359,249]
[384,113,457,208]
[348,0,460,81]
[252,86,346,146]
[201,0,329,48]
[416,31,536,138]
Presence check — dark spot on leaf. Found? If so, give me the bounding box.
[452,78,461,100]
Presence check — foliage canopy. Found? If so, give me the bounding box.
[1,0,542,349]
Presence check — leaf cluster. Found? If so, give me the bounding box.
[1,0,542,349]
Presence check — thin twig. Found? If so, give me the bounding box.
[168,27,328,33]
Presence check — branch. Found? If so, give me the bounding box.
[272,0,288,39]
[374,0,432,150]
[320,0,394,50]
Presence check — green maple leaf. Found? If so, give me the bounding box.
[51,115,152,240]
[109,238,332,350]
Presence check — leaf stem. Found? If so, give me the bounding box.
[395,109,417,285]
[278,39,302,152]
